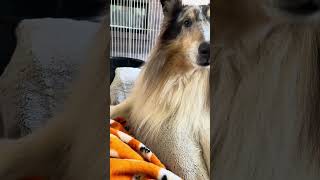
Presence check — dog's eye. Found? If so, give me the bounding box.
[183,19,192,27]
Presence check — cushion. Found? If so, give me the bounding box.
[110,67,141,105]
[0,18,101,137]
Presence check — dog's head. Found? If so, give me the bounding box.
[159,0,210,67]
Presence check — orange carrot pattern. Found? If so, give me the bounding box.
[110,117,182,180]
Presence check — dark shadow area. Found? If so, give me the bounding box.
[0,111,3,138]
[0,0,106,18]
[110,57,144,84]
[0,18,18,76]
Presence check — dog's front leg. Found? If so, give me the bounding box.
[110,98,133,119]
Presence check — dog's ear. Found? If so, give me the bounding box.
[160,0,182,16]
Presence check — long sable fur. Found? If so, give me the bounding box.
[130,43,210,139]
[0,16,109,179]
[212,0,320,179]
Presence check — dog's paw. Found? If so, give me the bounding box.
[110,105,129,120]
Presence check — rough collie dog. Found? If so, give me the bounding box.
[110,0,210,179]
[213,0,320,179]
[0,17,108,179]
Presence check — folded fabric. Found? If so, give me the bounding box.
[110,67,141,105]
[110,117,182,180]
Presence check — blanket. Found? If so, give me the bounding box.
[21,117,182,180]
[110,117,182,180]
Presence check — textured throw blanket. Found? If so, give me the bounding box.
[110,117,182,180]
[21,117,182,180]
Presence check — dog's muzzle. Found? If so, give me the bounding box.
[197,42,210,66]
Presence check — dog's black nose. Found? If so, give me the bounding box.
[199,42,210,57]
[280,0,320,15]
[198,42,210,66]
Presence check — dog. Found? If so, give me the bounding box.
[0,15,108,180]
[110,0,210,179]
[213,0,320,179]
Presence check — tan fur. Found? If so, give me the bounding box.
[0,16,109,179]
[111,8,210,179]
[213,0,320,179]
[178,8,196,21]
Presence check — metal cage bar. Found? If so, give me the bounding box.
[110,0,163,61]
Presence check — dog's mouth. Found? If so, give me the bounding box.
[197,56,210,66]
